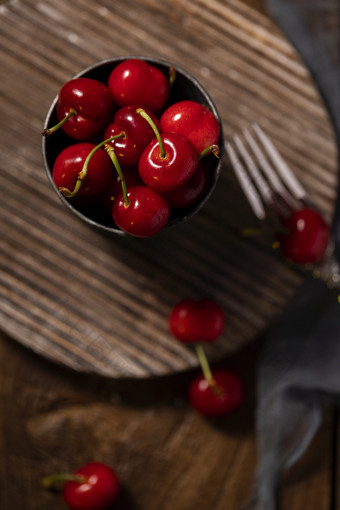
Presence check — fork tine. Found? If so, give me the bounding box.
[233,134,274,207]
[252,123,308,202]
[243,127,298,210]
[225,141,266,220]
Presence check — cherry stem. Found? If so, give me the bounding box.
[41,473,87,489]
[59,134,124,198]
[239,225,290,237]
[169,66,176,88]
[195,343,225,397]
[136,108,166,159]
[195,343,213,383]
[104,144,131,208]
[41,108,77,137]
[198,144,220,160]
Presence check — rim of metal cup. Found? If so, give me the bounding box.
[41,56,224,236]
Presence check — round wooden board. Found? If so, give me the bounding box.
[0,0,338,377]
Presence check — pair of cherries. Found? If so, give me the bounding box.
[169,298,243,417]
[45,58,220,237]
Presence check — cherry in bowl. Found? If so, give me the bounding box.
[42,56,223,237]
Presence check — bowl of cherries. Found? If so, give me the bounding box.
[42,56,223,237]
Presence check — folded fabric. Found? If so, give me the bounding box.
[249,276,340,509]
[248,1,340,508]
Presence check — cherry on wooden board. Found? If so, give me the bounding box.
[42,462,120,510]
[189,368,243,417]
[277,207,330,264]
[168,298,225,343]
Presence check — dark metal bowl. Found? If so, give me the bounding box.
[42,56,224,236]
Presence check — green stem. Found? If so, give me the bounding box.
[195,343,213,382]
[42,473,87,488]
[168,65,176,88]
[41,108,77,137]
[104,144,131,208]
[136,108,166,158]
[59,134,124,198]
[195,343,225,397]
[198,144,220,160]
[239,225,290,237]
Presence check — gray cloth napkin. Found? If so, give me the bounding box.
[248,1,340,508]
[249,278,340,510]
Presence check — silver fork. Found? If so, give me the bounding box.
[225,124,340,288]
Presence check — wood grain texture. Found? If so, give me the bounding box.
[0,0,338,377]
[0,329,333,510]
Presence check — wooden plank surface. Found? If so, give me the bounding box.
[0,0,338,378]
[0,328,334,510]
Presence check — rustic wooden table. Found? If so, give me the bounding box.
[0,0,339,509]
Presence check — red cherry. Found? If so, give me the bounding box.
[160,100,220,154]
[189,369,243,417]
[63,462,120,510]
[277,207,330,264]
[101,165,143,211]
[43,78,115,141]
[136,108,198,192]
[169,299,225,343]
[162,161,211,209]
[108,59,170,112]
[53,142,113,201]
[104,105,161,166]
[139,132,198,192]
[42,462,120,510]
[112,185,170,237]
[104,144,170,237]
